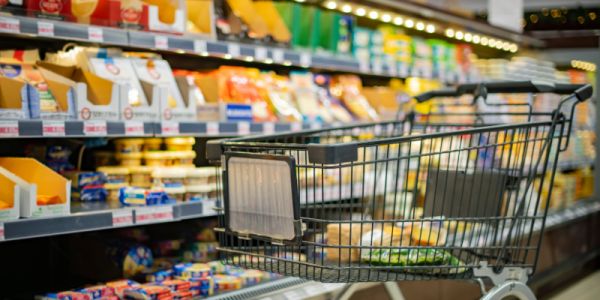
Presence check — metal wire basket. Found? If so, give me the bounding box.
[206,81,593,285]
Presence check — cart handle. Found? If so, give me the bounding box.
[414,81,593,102]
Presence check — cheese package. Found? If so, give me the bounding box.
[290,72,325,123]
[186,0,215,37]
[253,1,291,44]
[333,75,379,121]
[87,57,148,108]
[260,72,302,122]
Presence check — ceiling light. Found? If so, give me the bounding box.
[368,10,379,19]
[488,39,496,47]
[509,44,518,52]
[324,1,337,10]
[502,42,511,51]
[481,37,489,46]
[416,22,425,31]
[472,35,480,44]
[341,4,352,13]
[404,19,414,28]
[445,28,455,38]
[393,16,404,25]
[425,24,435,33]
[381,14,392,23]
[355,7,366,16]
[464,33,472,42]
[455,31,464,40]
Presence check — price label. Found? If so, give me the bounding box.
[310,123,321,130]
[194,40,207,53]
[37,22,54,37]
[161,122,179,136]
[255,47,267,61]
[291,122,303,132]
[262,122,275,134]
[372,60,383,74]
[0,223,4,241]
[272,49,285,63]
[202,199,218,215]
[125,121,145,136]
[0,17,19,33]
[227,43,240,58]
[88,27,103,42]
[359,60,370,73]
[135,206,174,224]
[154,36,169,49]
[42,121,65,137]
[300,53,312,67]
[112,209,133,227]
[388,63,398,77]
[0,121,19,137]
[237,121,250,135]
[206,122,219,135]
[374,124,382,136]
[83,120,107,136]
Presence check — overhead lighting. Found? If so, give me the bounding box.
[245,56,254,62]
[283,60,292,66]
[200,51,209,57]
[472,35,481,44]
[341,4,352,13]
[464,33,472,42]
[223,54,232,60]
[481,37,489,46]
[502,42,511,51]
[445,28,455,38]
[393,16,404,25]
[488,39,496,47]
[264,58,274,64]
[509,44,518,53]
[425,24,435,33]
[324,1,337,10]
[381,14,392,23]
[294,0,305,2]
[415,22,425,31]
[355,7,366,17]
[455,31,464,40]
[368,10,379,19]
[404,19,414,28]
[571,60,596,72]
[495,41,503,49]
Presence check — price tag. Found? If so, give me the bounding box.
[374,124,382,136]
[112,209,133,227]
[202,199,218,215]
[310,123,321,130]
[0,17,19,33]
[88,27,103,42]
[0,121,19,137]
[272,49,284,63]
[194,40,207,53]
[262,122,275,134]
[125,121,145,136]
[206,122,219,135]
[291,122,303,132]
[42,121,65,137]
[227,43,240,58]
[0,223,4,241]
[255,47,267,61]
[83,120,107,136]
[161,122,179,136]
[359,60,370,73]
[135,206,174,224]
[388,63,398,77]
[300,53,312,67]
[154,36,169,50]
[372,60,383,74]
[237,121,250,135]
[37,22,54,37]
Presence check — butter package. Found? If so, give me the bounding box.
[119,186,172,206]
[66,171,108,202]
[78,285,116,300]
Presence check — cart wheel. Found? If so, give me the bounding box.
[480,280,536,300]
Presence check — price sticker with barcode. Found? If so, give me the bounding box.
[272,49,285,63]
[83,120,107,136]
[228,43,241,58]
[262,122,275,134]
[237,122,250,135]
[37,22,54,37]
[0,121,19,137]
[112,209,134,227]
[255,47,267,61]
[300,53,312,67]
[155,36,169,50]
[88,27,103,42]
[0,17,19,33]
[161,122,180,136]
[194,40,207,54]
[124,121,145,136]
[135,206,174,225]
[206,122,219,135]
[42,121,65,137]
[291,122,303,132]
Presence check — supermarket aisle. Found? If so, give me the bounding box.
[549,271,600,300]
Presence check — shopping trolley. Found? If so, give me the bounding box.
[206,81,593,299]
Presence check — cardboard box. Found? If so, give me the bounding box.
[131,58,194,121]
[0,167,21,221]
[186,0,215,38]
[0,76,29,119]
[0,157,70,218]
[87,57,159,121]
[37,62,120,121]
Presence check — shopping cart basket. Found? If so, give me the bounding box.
[206,81,593,299]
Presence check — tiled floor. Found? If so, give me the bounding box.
[549,271,600,300]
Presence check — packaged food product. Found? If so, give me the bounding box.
[98,166,130,202]
[170,151,196,166]
[145,269,174,283]
[119,187,172,206]
[164,137,195,151]
[78,285,116,300]
[172,290,192,300]
[410,222,447,246]
[161,279,191,291]
[213,274,242,291]
[238,269,263,286]
[116,152,143,166]
[129,166,154,188]
[144,138,163,151]
[66,171,108,202]
[184,185,216,202]
[123,284,171,300]
[106,280,141,298]
[164,185,186,202]
[144,151,173,167]
[181,242,218,262]
[52,291,92,300]
[152,168,186,189]
[187,276,214,297]
[326,223,372,262]
[115,139,145,154]
[180,263,211,279]
[185,167,216,186]
[361,248,464,272]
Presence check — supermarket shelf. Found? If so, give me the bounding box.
[206,277,346,300]
[0,120,323,138]
[0,199,219,242]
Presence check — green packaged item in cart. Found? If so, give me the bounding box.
[362,248,464,270]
